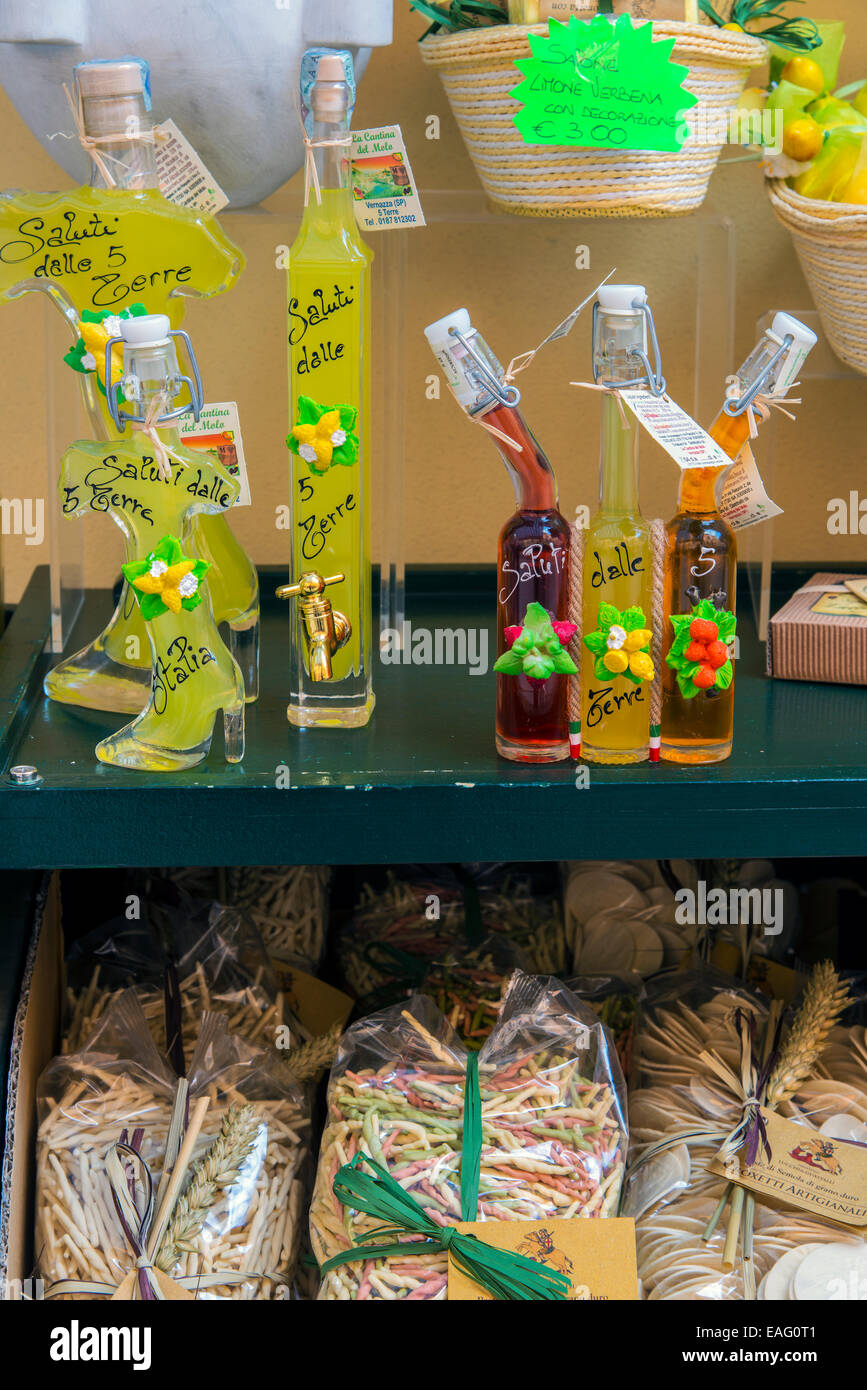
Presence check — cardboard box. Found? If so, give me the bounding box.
[0,875,62,1295]
[767,572,867,686]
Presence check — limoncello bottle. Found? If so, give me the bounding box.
[661,312,816,763]
[581,285,657,765]
[286,50,373,728]
[2,57,257,712]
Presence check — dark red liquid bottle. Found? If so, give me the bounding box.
[425,311,572,763]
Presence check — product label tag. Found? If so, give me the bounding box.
[447,1216,638,1300]
[268,957,354,1037]
[717,445,783,531]
[179,401,251,507]
[710,1108,867,1227]
[350,125,426,230]
[809,591,867,618]
[845,576,867,606]
[154,119,230,215]
[618,390,733,470]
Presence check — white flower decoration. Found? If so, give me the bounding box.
[607,624,627,650]
[299,443,317,463]
[103,316,124,338]
[330,428,347,447]
[760,153,811,180]
[177,572,199,598]
[149,559,168,578]
[81,352,96,371]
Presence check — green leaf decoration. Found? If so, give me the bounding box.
[666,600,737,696]
[493,649,525,676]
[620,606,646,632]
[524,651,555,680]
[511,14,698,154]
[597,603,620,631]
[583,630,607,657]
[287,396,360,476]
[551,649,579,675]
[496,601,573,681]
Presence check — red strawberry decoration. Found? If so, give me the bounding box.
[552,620,578,645]
[684,641,708,662]
[706,640,728,669]
[689,618,718,643]
[692,664,716,689]
[503,625,523,648]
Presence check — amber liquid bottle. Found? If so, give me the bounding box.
[425,309,571,762]
[661,312,817,764]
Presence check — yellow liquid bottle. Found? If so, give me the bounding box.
[1,58,257,712]
[661,312,817,764]
[581,286,656,765]
[286,50,373,728]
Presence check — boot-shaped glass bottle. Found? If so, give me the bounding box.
[3,57,257,711]
[95,533,244,771]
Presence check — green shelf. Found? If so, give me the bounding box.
[0,566,865,869]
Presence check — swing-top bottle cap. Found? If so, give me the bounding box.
[118,313,172,349]
[766,312,817,394]
[424,308,506,414]
[596,284,648,314]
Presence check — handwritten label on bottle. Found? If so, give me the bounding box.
[499,543,567,605]
[585,682,645,728]
[152,635,216,715]
[589,541,643,589]
[61,451,234,524]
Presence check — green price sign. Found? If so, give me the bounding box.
[511,13,698,154]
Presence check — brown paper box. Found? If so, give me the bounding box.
[767,572,867,686]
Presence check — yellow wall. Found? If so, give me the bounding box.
[1,0,865,605]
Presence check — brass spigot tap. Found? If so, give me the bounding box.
[276,571,351,682]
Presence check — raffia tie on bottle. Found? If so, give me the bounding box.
[56,82,167,190]
[293,90,352,210]
[131,391,189,482]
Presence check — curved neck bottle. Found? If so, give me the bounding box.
[481,401,558,512]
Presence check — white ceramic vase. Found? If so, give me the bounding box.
[0,0,393,207]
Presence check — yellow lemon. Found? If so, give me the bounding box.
[628,651,655,682]
[781,56,825,97]
[783,117,824,163]
[624,628,652,652]
[603,649,629,675]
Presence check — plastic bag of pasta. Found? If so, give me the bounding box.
[64,888,300,1067]
[624,964,865,1300]
[37,993,310,1300]
[310,970,627,1300]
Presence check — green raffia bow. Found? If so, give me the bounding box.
[319,1052,570,1300]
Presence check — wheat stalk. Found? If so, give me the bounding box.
[282,1023,341,1082]
[765,961,851,1109]
[155,1104,260,1272]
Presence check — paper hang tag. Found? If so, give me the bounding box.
[717,445,783,532]
[268,957,353,1037]
[447,1216,639,1301]
[350,126,425,231]
[154,119,230,216]
[710,1108,867,1227]
[179,401,251,508]
[618,390,733,471]
[845,577,867,606]
[534,269,616,353]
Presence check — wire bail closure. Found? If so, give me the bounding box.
[592,298,667,398]
[723,334,794,417]
[449,326,521,409]
[105,328,205,434]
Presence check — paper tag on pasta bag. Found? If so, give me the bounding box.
[709,1108,867,1227]
[179,401,251,507]
[447,1217,638,1300]
[350,126,425,230]
[618,391,733,471]
[718,446,783,531]
[269,957,353,1037]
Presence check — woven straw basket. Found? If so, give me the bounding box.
[420,21,767,217]
[769,179,867,375]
